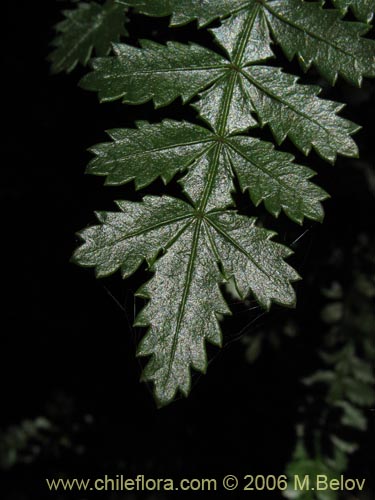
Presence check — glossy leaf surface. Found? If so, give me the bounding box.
[87,119,329,223]
[74,197,298,405]
[332,0,375,23]
[84,15,359,162]
[87,120,214,187]
[66,0,375,405]
[121,0,375,84]
[80,40,226,106]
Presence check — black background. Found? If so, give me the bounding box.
[2,1,374,498]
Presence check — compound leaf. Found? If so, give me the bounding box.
[74,196,298,405]
[87,119,331,223]
[201,11,360,159]
[121,0,375,85]
[68,0,375,406]
[83,10,359,162]
[195,64,359,161]
[49,0,128,73]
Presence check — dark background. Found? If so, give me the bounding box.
[1,1,374,498]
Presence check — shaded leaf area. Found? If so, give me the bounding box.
[121,0,375,84]
[49,0,128,73]
[332,0,375,23]
[284,236,375,499]
[284,435,345,500]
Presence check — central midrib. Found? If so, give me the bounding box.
[164,5,262,385]
[198,4,261,213]
[101,65,226,77]
[165,218,202,384]
[94,138,215,166]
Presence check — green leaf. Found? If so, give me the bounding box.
[196,64,359,161]
[180,145,236,211]
[344,377,375,406]
[87,119,214,187]
[205,212,299,308]
[87,118,330,223]
[335,401,367,431]
[134,220,229,406]
[119,0,251,27]
[83,10,360,162]
[69,0,374,405]
[351,355,375,384]
[303,370,336,386]
[330,435,358,454]
[49,0,128,74]
[121,0,375,85]
[332,0,375,23]
[262,0,375,86]
[285,439,339,500]
[210,6,274,64]
[80,40,227,106]
[226,136,328,223]
[74,196,298,405]
[73,196,193,277]
[204,12,360,159]
[241,67,359,161]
